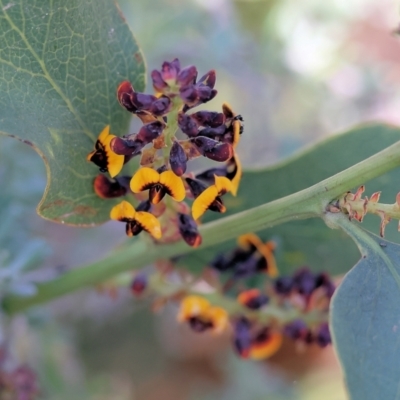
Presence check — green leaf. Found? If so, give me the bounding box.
[0,0,145,225]
[181,123,400,275]
[328,213,400,400]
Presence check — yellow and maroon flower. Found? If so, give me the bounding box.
[237,289,269,310]
[222,103,244,149]
[248,329,283,360]
[130,167,186,204]
[233,318,282,360]
[177,295,228,334]
[192,175,233,220]
[196,153,242,196]
[87,126,125,178]
[237,233,278,277]
[110,200,161,239]
[177,213,202,247]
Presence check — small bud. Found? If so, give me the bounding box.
[283,320,308,340]
[191,111,225,127]
[131,274,147,296]
[293,268,316,296]
[169,141,188,176]
[178,113,199,137]
[191,136,233,162]
[177,65,198,87]
[178,213,202,247]
[136,121,165,143]
[233,318,252,358]
[315,323,331,347]
[93,174,130,199]
[110,136,144,156]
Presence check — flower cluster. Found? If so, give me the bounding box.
[123,234,335,361]
[87,59,243,246]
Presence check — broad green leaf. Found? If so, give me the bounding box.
[180,124,400,275]
[328,213,400,400]
[0,0,145,225]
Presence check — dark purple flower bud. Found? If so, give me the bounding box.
[191,136,233,162]
[117,81,137,113]
[234,318,252,358]
[148,95,172,116]
[315,323,331,347]
[179,85,198,105]
[178,213,202,247]
[151,69,168,93]
[185,177,207,198]
[248,295,269,310]
[198,125,227,138]
[161,58,181,81]
[177,65,198,87]
[274,276,294,295]
[233,256,259,279]
[131,91,158,110]
[198,70,216,88]
[94,174,130,199]
[136,200,152,212]
[315,272,336,298]
[131,274,147,296]
[293,267,316,296]
[169,141,188,176]
[210,253,232,272]
[137,121,165,143]
[196,167,227,183]
[191,111,225,127]
[197,86,217,103]
[110,136,144,156]
[178,113,199,137]
[284,320,308,340]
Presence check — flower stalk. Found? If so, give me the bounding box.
[3,139,400,314]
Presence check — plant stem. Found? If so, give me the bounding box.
[3,140,400,314]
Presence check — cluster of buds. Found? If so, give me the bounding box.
[123,234,335,361]
[87,58,243,247]
[0,348,39,400]
[329,185,400,237]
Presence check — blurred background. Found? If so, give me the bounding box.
[1,0,400,398]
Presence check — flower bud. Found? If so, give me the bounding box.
[191,136,233,162]
[169,141,188,176]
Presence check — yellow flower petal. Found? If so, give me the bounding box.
[130,167,160,193]
[237,234,278,277]
[104,133,125,178]
[110,200,136,221]
[134,211,162,239]
[177,295,210,322]
[87,126,125,178]
[159,170,186,202]
[98,125,111,142]
[232,119,241,148]
[226,153,242,196]
[206,306,228,334]
[192,185,219,220]
[214,175,233,195]
[249,332,282,360]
